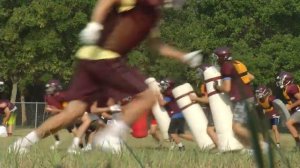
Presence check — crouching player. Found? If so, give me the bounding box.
[276,72,300,149]
[159,79,193,151]
[255,85,280,148]
[0,100,17,136]
[0,80,17,136]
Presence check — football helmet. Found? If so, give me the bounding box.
[211,47,232,64]
[159,79,175,92]
[276,71,294,88]
[45,79,63,95]
[255,85,271,99]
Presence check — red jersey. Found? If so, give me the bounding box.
[44,91,67,109]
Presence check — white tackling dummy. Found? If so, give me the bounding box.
[172,83,214,149]
[145,77,170,140]
[203,66,243,151]
[0,126,7,137]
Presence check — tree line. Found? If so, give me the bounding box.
[1,0,300,102]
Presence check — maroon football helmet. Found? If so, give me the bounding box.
[255,85,271,99]
[159,78,175,92]
[212,47,232,64]
[276,71,294,88]
[45,79,63,95]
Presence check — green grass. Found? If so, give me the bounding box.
[0,129,299,168]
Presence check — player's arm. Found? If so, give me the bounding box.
[90,101,121,114]
[2,107,11,126]
[157,94,167,106]
[287,93,300,111]
[190,94,209,104]
[90,101,110,114]
[80,0,120,44]
[214,79,231,93]
[45,104,62,114]
[91,0,120,22]
[148,28,202,68]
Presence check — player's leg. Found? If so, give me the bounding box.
[270,117,280,147]
[207,126,218,146]
[50,133,61,150]
[10,100,87,153]
[68,112,92,153]
[286,112,300,148]
[92,61,156,152]
[168,118,185,151]
[149,120,161,145]
[232,101,251,148]
[7,113,16,136]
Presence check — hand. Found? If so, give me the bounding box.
[189,93,198,101]
[109,104,122,112]
[90,101,98,114]
[286,104,292,111]
[79,22,103,44]
[213,81,220,92]
[182,50,203,68]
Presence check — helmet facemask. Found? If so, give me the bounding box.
[0,81,4,93]
[159,80,170,92]
[276,74,293,89]
[255,88,270,99]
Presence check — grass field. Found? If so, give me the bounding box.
[0,128,299,168]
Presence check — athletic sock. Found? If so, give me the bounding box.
[177,142,183,147]
[276,143,280,148]
[23,131,40,147]
[72,137,80,148]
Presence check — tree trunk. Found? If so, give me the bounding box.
[10,82,18,103]
[20,91,27,126]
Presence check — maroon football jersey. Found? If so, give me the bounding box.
[44,91,67,109]
[284,84,300,112]
[220,61,254,102]
[98,1,160,56]
[0,100,16,114]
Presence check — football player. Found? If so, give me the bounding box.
[0,80,17,136]
[255,85,281,148]
[159,79,193,151]
[189,82,218,147]
[11,0,202,153]
[212,47,255,149]
[276,71,300,149]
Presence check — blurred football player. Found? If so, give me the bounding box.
[10,0,202,153]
